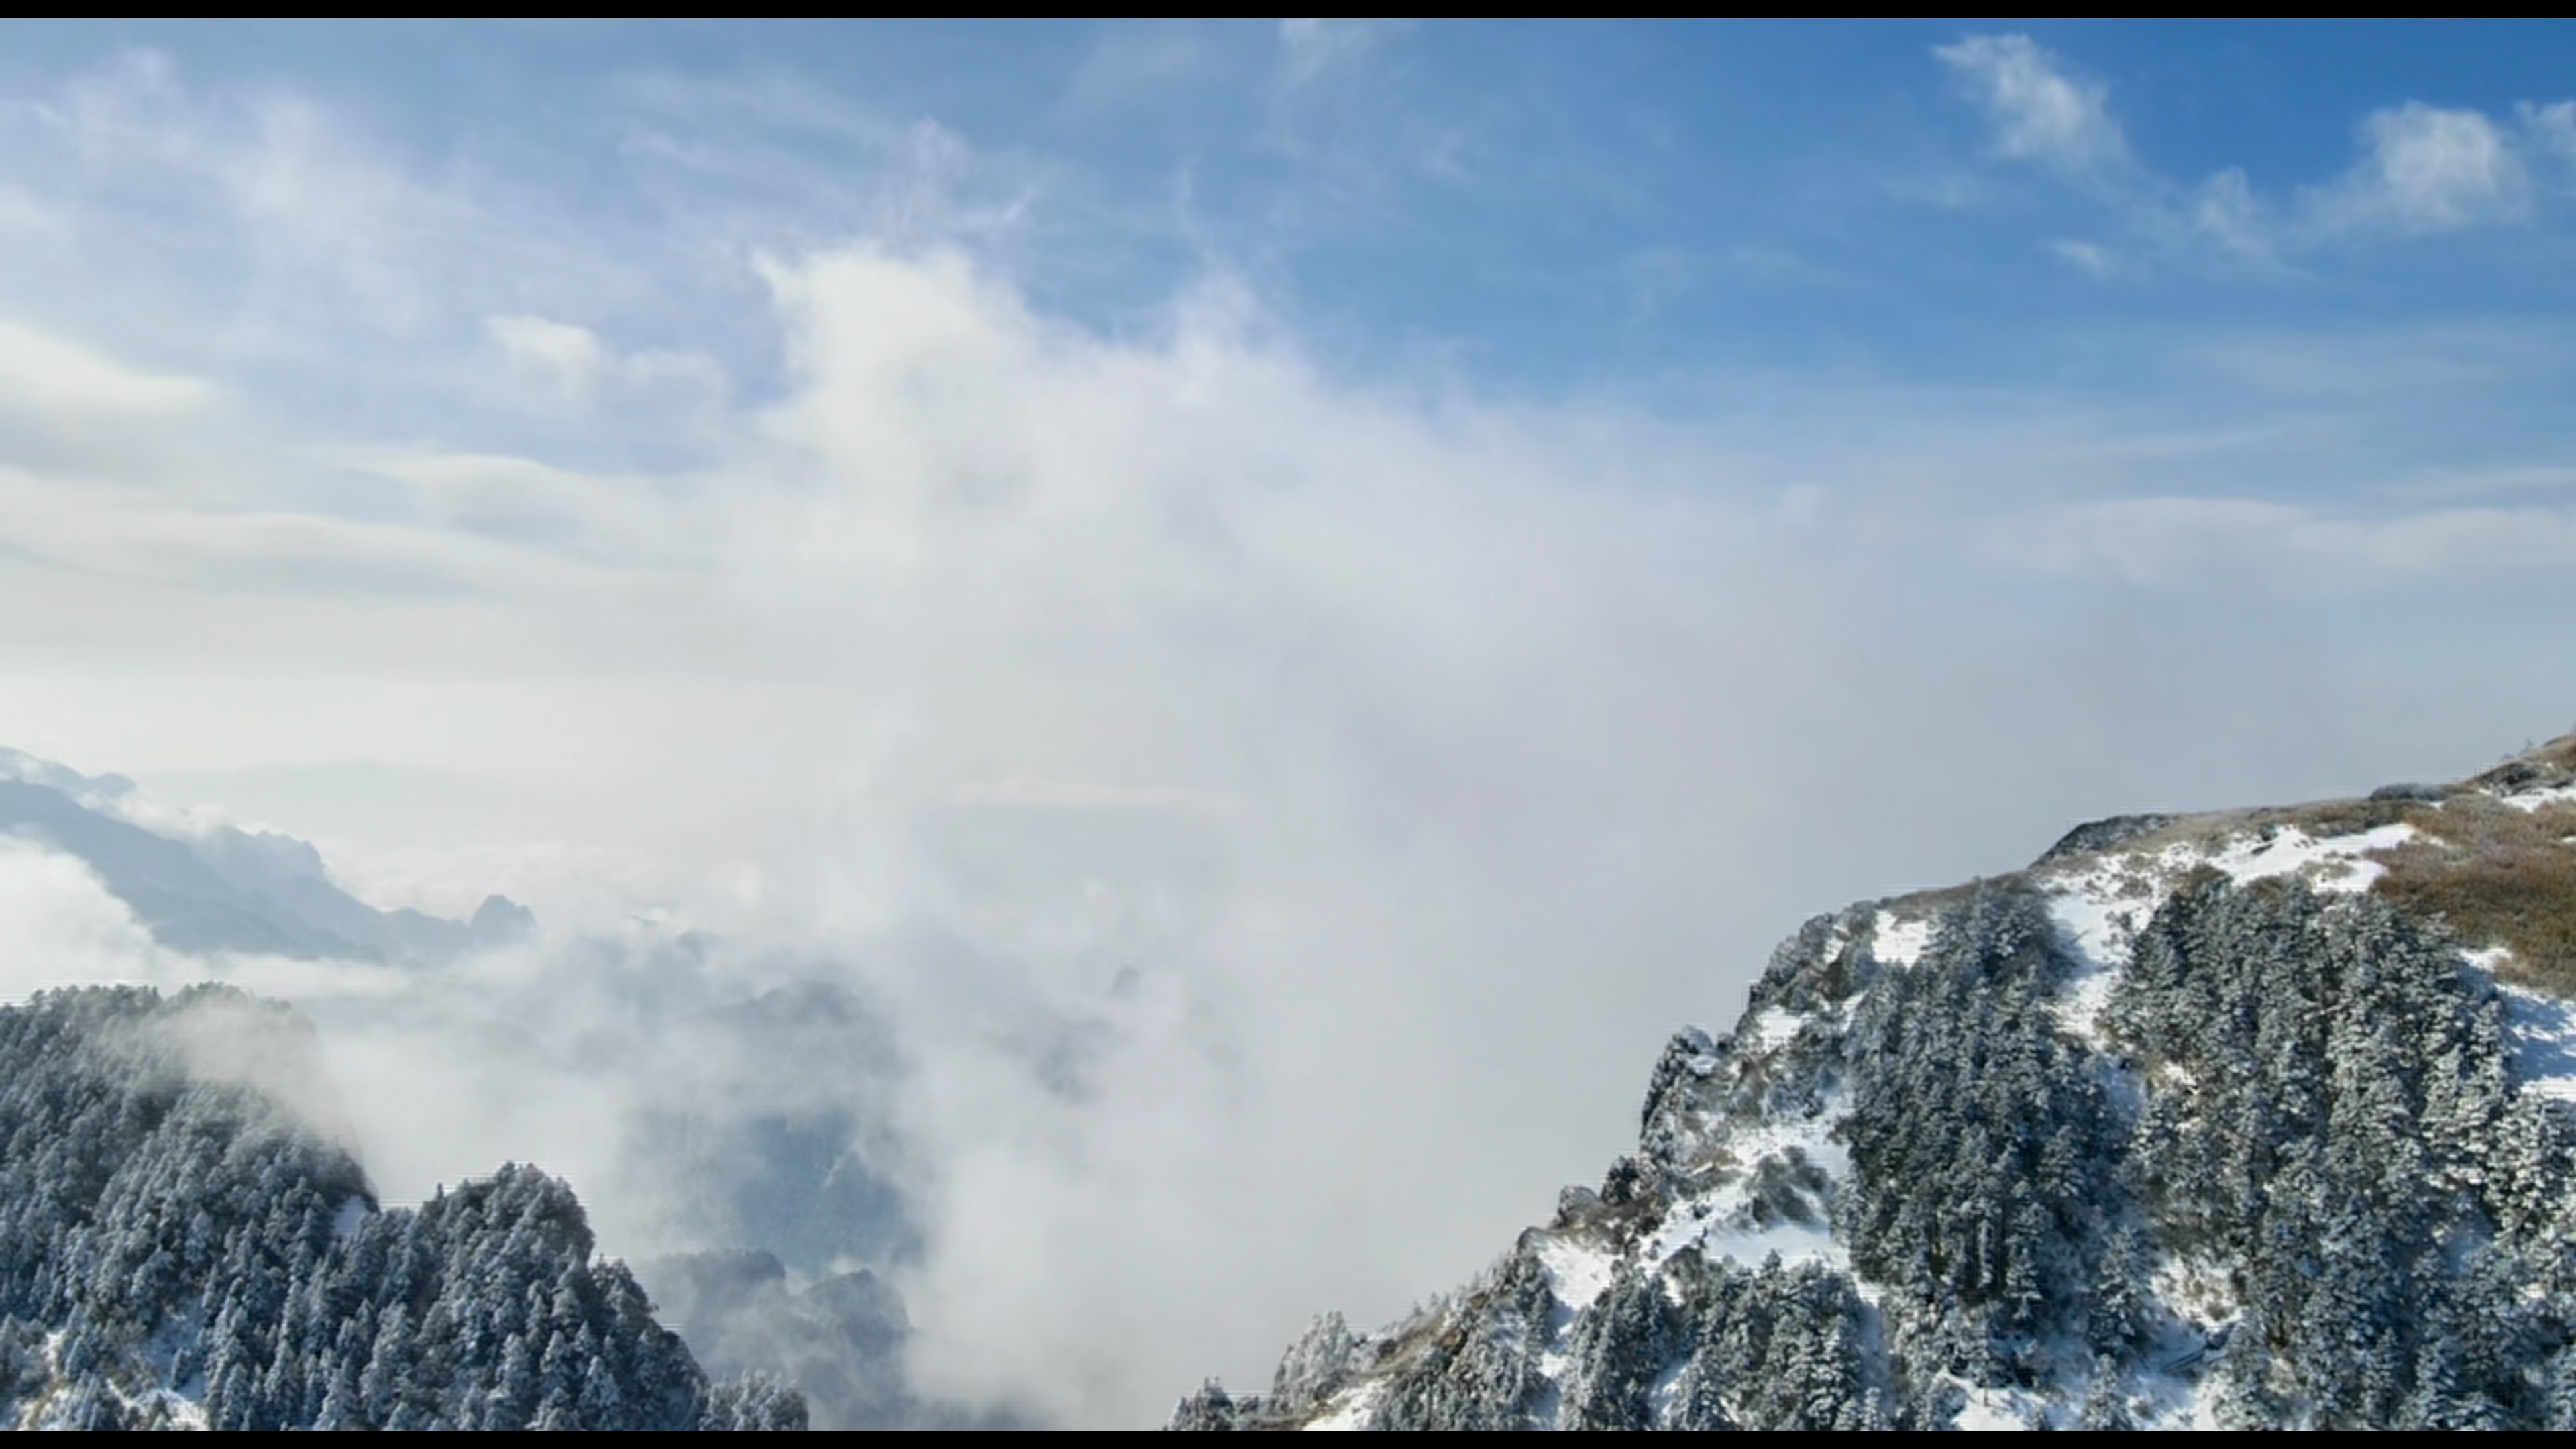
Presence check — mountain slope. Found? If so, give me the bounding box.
[0,748,530,963]
[1176,735,2576,1431]
[0,984,801,1431]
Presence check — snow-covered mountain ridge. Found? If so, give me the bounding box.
[1176,734,2576,1430]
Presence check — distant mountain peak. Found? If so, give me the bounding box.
[0,746,532,964]
[471,892,538,945]
[0,745,140,808]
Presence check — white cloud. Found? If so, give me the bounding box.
[478,317,732,440]
[0,837,168,1000]
[947,778,1238,814]
[2310,101,2531,235]
[2049,238,2116,277]
[487,315,608,398]
[2185,167,2272,258]
[2524,100,2576,162]
[1934,36,2575,265]
[0,453,648,600]
[1997,494,2576,588]
[1935,34,2127,178]
[0,319,213,416]
[26,52,488,337]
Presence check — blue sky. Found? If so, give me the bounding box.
[3,21,2572,545]
[9,21,2576,404]
[2,21,2575,1424]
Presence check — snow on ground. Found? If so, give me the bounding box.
[1303,1379,1383,1431]
[2056,967,2121,1051]
[1869,911,1935,970]
[1949,1379,2049,1430]
[1642,1357,1691,1427]
[2157,1366,2234,1432]
[2045,878,2141,975]
[1643,1090,1852,1274]
[2151,1254,2239,1336]
[2039,818,2422,1049]
[2041,864,2152,1049]
[115,1386,207,1432]
[13,1332,66,1430]
[2203,822,2412,894]
[1743,1005,1810,1051]
[1534,1232,1620,1313]
[2500,782,2576,813]
[2128,1364,2230,1432]
[136,1316,207,1402]
[2481,951,2576,1103]
[1675,1218,1843,1273]
[152,1393,209,1432]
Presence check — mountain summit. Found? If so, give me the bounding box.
[1177,733,2576,1431]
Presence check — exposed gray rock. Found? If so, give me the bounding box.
[2031,812,2180,867]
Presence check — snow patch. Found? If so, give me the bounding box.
[1534,1233,1619,1313]
[2036,818,2419,1051]
[1303,1378,1384,1431]
[154,1392,209,1432]
[2492,970,2576,1103]
[1869,911,1935,969]
[1643,1356,1691,1426]
[1682,1219,1843,1272]
[2206,823,2412,894]
[2057,967,2120,1050]
[2045,881,2141,975]
[2042,871,2149,1049]
[1646,1093,1851,1274]
[1743,1006,1809,1052]
[2501,782,2576,813]
[2123,1360,2230,1432]
[2150,1254,2239,1335]
[1949,1378,2049,1430]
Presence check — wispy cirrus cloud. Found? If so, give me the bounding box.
[1275,18,1409,95]
[1935,33,2129,182]
[1937,32,2576,272]
[2525,99,2576,162]
[1996,494,2576,591]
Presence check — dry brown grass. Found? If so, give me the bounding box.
[1892,877,2015,914]
[2368,796,2576,995]
[2467,732,2576,792]
[2280,796,2430,839]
